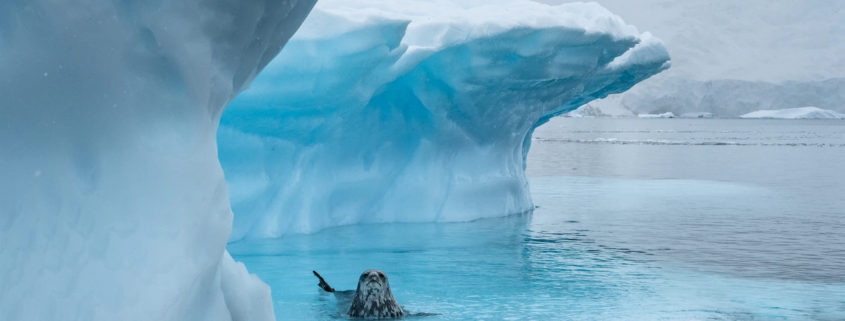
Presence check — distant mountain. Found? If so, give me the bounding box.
[538,0,845,117]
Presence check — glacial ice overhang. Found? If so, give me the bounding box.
[0,1,316,320]
[219,0,671,241]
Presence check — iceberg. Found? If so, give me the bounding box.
[638,112,676,119]
[219,0,671,240]
[739,107,845,119]
[565,105,610,118]
[0,1,315,320]
[680,112,713,118]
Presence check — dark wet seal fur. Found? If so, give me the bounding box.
[348,269,404,319]
[313,270,440,319]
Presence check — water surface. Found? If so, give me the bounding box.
[229,118,845,320]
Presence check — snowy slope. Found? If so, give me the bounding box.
[0,1,315,320]
[538,0,845,116]
[740,107,845,119]
[219,0,669,240]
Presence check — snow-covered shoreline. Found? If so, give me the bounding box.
[740,107,845,119]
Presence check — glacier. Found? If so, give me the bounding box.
[740,107,845,119]
[219,0,671,240]
[0,0,316,320]
[539,0,845,117]
[610,78,845,117]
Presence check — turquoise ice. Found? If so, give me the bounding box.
[219,0,670,240]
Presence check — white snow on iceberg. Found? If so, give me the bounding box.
[638,112,676,119]
[680,112,713,118]
[0,1,315,320]
[740,107,845,119]
[219,0,671,240]
[565,105,611,118]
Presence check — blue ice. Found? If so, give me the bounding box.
[218,0,671,241]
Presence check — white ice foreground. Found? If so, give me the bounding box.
[740,107,845,119]
[0,1,315,320]
[219,0,671,240]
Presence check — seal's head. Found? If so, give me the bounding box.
[358,269,390,293]
[348,270,404,319]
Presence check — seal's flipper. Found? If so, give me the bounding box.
[313,271,335,293]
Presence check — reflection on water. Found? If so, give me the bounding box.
[530,118,845,284]
[229,187,845,320]
[229,118,845,320]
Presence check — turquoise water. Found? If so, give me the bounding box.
[228,118,845,320]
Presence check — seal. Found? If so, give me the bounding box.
[313,270,439,319]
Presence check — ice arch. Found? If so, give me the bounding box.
[219,0,671,241]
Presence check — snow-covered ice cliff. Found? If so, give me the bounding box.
[0,1,315,320]
[542,0,845,117]
[219,0,670,240]
[740,107,845,119]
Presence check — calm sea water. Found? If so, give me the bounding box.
[228,118,845,320]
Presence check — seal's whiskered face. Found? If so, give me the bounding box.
[359,269,388,292]
[315,269,433,319]
[349,269,404,318]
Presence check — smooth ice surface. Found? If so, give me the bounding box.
[740,107,845,119]
[0,1,315,320]
[542,0,845,116]
[229,118,845,320]
[219,0,670,240]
